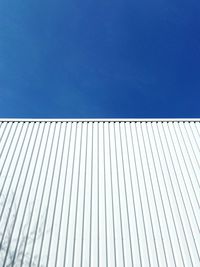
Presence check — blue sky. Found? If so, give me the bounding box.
[0,0,200,118]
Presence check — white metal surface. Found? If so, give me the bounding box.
[0,120,200,267]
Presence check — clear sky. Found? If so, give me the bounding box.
[0,0,200,118]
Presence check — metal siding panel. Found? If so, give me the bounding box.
[0,120,199,267]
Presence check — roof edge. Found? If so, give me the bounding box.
[0,118,200,122]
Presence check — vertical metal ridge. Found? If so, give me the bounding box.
[113,123,125,267]
[161,123,196,266]
[170,124,200,226]
[37,122,62,267]
[2,122,40,267]
[173,124,200,208]
[29,122,57,267]
[146,123,178,266]
[0,122,22,184]
[0,122,10,156]
[63,122,78,267]
[124,122,142,267]
[0,120,199,267]
[183,123,200,170]
[139,123,168,266]
[156,122,189,266]
[178,123,200,189]
[71,122,83,266]
[1,122,32,264]
[194,122,200,137]
[89,122,94,267]
[12,122,46,266]
[16,122,50,266]
[20,122,51,267]
[102,123,108,267]
[130,123,151,267]
[151,122,184,266]
[55,122,72,267]
[0,123,31,222]
[80,123,89,267]
[168,124,200,262]
[0,123,31,254]
[188,123,200,153]
[118,123,134,267]
[97,123,99,267]
[0,122,4,142]
[46,122,67,266]
[108,122,117,267]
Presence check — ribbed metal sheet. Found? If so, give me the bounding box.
[0,120,200,267]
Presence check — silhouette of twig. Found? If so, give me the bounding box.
[0,193,47,267]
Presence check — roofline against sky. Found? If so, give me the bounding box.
[1,118,200,122]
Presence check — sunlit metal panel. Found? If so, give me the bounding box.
[0,120,200,267]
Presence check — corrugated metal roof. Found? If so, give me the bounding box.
[0,120,200,267]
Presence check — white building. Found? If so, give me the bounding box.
[0,119,200,266]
